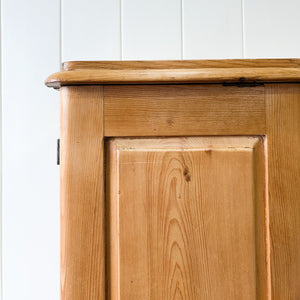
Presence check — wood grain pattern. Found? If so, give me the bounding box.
[107,137,269,300]
[62,58,300,71]
[45,59,300,88]
[253,139,271,300]
[106,140,119,300]
[60,86,105,300]
[266,84,300,299]
[104,84,265,136]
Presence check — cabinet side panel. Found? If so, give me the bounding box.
[60,86,105,300]
[108,137,268,300]
[266,84,300,299]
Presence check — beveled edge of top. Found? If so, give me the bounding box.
[45,59,300,89]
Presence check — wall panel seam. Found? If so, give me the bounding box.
[241,0,246,58]
[0,0,3,297]
[181,0,184,59]
[59,0,62,65]
[120,0,123,60]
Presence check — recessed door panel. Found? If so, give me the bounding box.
[107,137,268,300]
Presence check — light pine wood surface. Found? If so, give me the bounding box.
[60,86,105,300]
[266,84,300,299]
[107,137,268,300]
[45,59,300,88]
[62,59,300,71]
[104,84,265,136]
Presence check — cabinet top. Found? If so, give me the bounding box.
[45,59,300,89]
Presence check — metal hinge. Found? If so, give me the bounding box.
[223,77,264,87]
[57,139,60,165]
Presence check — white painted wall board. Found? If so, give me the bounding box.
[62,0,121,61]
[244,0,300,58]
[122,0,182,60]
[183,0,244,59]
[2,0,60,299]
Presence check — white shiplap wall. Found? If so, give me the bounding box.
[62,0,121,60]
[121,0,182,60]
[244,0,300,58]
[183,0,244,59]
[2,1,60,300]
[2,0,300,299]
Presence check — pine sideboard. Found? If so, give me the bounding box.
[46,59,300,300]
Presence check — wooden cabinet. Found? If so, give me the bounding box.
[46,59,300,300]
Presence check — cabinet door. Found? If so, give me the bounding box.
[107,137,268,300]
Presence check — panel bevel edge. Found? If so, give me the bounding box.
[253,137,271,300]
[105,139,120,300]
[108,136,261,151]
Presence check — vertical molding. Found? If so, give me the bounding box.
[266,84,300,299]
[60,86,105,300]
